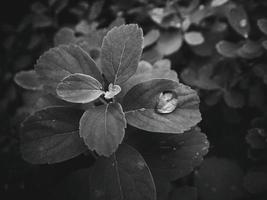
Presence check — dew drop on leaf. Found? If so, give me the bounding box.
[156,92,178,114]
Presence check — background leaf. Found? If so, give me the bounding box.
[155,30,183,56]
[123,79,201,133]
[56,73,104,103]
[225,3,250,38]
[21,106,87,164]
[79,103,126,156]
[184,31,205,46]
[100,24,143,85]
[195,157,245,200]
[14,70,43,90]
[89,144,156,200]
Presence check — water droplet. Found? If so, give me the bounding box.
[156,92,178,114]
[240,19,247,27]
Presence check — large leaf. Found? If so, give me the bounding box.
[14,70,43,90]
[123,79,201,133]
[100,24,143,85]
[56,73,104,103]
[21,106,87,164]
[128,127,209,181]
[79,103,126,156]
[89,144,156,200]
[35,44,103,94]
[118,60,178,101]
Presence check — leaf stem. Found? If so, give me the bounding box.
[99,97,108,105]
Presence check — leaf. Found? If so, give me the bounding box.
[104,83,122,99]
[237,40,263,59]
[170,186,197,200]
[35,44,103,94]
[100,24,143,85]
[79,103,126,156]
[32,14,53,28]
[195,157,245,200]
[181,64,221,90]
[143,29,160,48]
[246,128,267,149]
[211,0,229,7]
[21,106,87,164]
[14,70,43,90]
[155,30,183,55]
[257,18,267,35]
[223,89,245,108]
[88,0,105,21]
[184,31,205,46]
[54,27,76,46]
[123,79,201,133]
[135,127,208,181]
[56,73,104,103]
[216,40,239,58]
[89,144,156,200]
[118,60,178,101]
[225,3,250,38]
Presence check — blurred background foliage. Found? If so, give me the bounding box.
[1,0,267,199]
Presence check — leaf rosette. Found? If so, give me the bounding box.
[16,24,202,158]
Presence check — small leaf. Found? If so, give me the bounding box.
[246,128,267,149]
[79,103,126,156]
[156,30,183,55]
[104,83,121,99]
[35,44,103,94]
[89,144,156,200]
[14,70,43,90]
[181,64,221,90]
[195,157,245,200]
[237,40,262,59]
[225,3,250,38]
[184,31,205,46]
[123,79,201,133]
[143,29,160,48]
[56,73,104,103]
[100,24,143,85]
[211,0,229,7]
[54,27,76,46]
[216,40,239,58]
[257,18,267,35]
[21,106,87,164]
[223,89,245,108]
[32,14,53,28]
